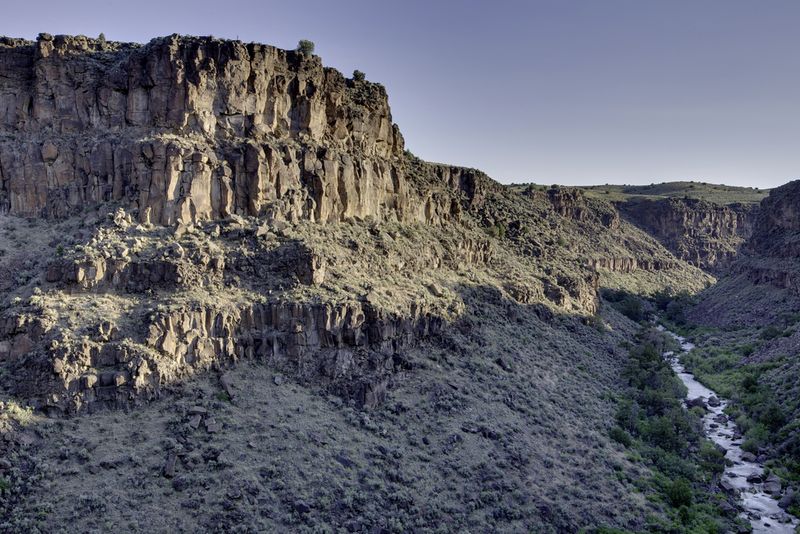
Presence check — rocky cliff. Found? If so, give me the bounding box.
[618,197,757,272]
[0,33,470,226]
[0,33,723,533]
[730,180,800,294]
[689,180,800,327]
[0,34,714,415]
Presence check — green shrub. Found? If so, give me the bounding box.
[760,325,783,340]
[665,300,687,324]
[759,402,786,431]
[617,295,644,322]
[642,413,688,453]
[739,343,755,356]
[352,69,365,82]
[664,478,692,508]
[486,223,507,239]
[615,400,640,433]
[741,423,769,453]
[740,373,758,392]
[609,426,633,447]
[698,441,725,476]
[297,39,315,55]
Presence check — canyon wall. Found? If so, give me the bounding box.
[733,181,800,293]
[0,34,712,414]
[2,296,443,414]
[0,34,474,226]
[688,180,800,327]
[619,197,757,272]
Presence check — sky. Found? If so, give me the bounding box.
[2,0,799,187]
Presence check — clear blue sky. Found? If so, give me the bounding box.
[3,0,799,187]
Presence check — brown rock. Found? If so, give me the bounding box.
[40,141,59,162]
[81,374,98,389]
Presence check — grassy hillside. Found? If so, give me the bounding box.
[509,181,769,206]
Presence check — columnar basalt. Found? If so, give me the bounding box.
[618,197,757,271]
[587,256,677,273]
[730,180,800,292]
[0,33,712,418]
[0,34,468,226]
[2,297,446,414]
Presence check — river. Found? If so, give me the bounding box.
[658,326,798,533]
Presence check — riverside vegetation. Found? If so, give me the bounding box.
[0,33,799,533]
[600,327,749,533]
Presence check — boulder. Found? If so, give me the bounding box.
[686,397,706,410]
[720,479,739,495]
[741,451,757,463]
[764,474,782,495]
[162,451,177,478]
[746,472,763,484]
[779,488,796,509]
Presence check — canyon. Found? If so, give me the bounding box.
[0,33,797,534]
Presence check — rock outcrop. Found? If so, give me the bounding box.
[689,181,800,326]
[587,257,676,273]
[0,34,471,226]
[618,197,757,271]
[3,298,443,414]
[0,33,713,416]
[543,187,620,229]
[745,181,800,259]
[730,181,800,292]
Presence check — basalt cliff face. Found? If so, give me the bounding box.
[689,181,800,327]
[0,34,715,533]
[618,197,758,272]
[748,181,800,245]
[738,180,800,291]
[0,33,468,226]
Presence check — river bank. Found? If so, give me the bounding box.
[660,326,799,533]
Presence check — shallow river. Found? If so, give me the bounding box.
[658,327,798,533]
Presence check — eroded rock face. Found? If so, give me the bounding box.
[619,198,757,271]
[0,34,455,226]
[544,188,620,229]
[730,181,800,292]
[5,298,444,414]
[587,257,676,273]
[747,181,800,258]
[0,33,712,417]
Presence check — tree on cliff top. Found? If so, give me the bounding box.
[297,39,315,56]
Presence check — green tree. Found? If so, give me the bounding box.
[664,478,692,508]
[297,39,315,55]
